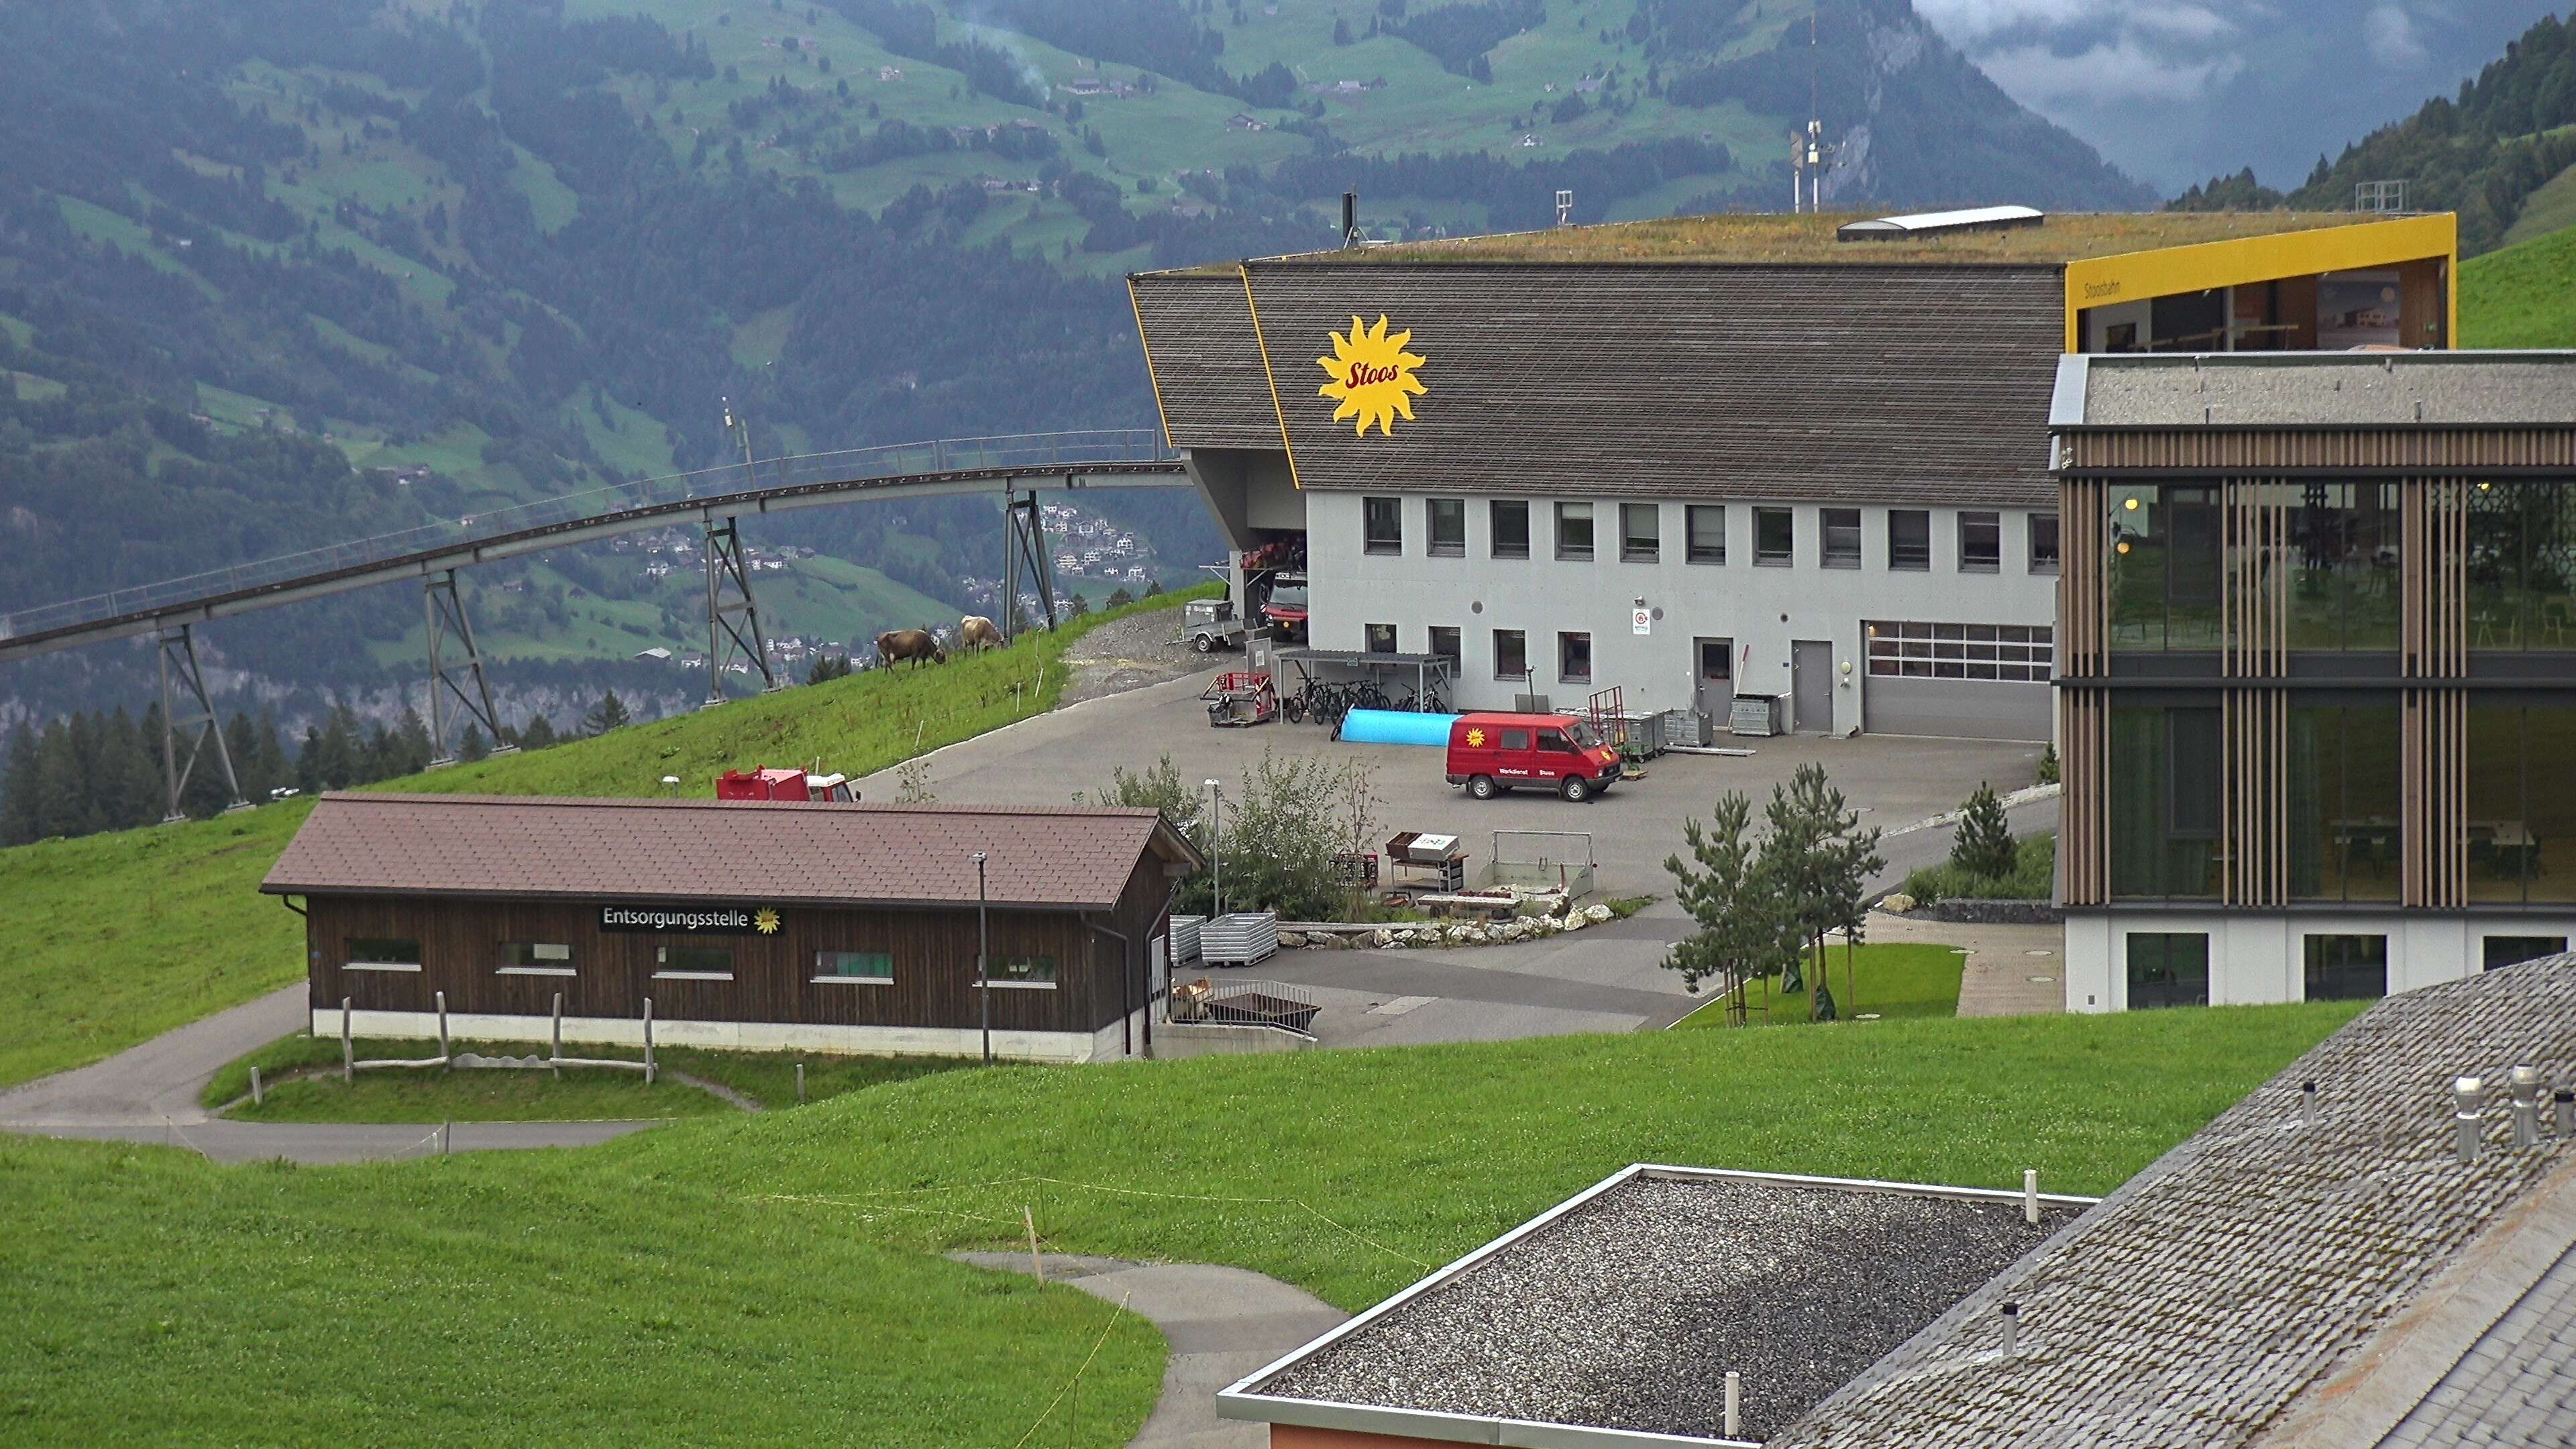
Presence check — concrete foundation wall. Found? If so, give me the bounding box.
[1148,1022,1318,1059]
[1304,491,2055,735]
[2063,910,2576,1012]
[311,1006,1146,1065]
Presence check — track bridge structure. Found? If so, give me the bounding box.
[0,429,1189,820]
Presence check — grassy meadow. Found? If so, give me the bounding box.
[2461,221,2576,349]
[1670,941,1968,1028]
[0,589,1212,1091]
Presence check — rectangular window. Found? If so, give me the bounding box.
[2485,936,2568,971]
[1555,502,1595,561]
[2290,482,2402,651]
[2108,485,2223,651]
[1362,496,1402,555]
[1959,511,2001,572]
[2287,702,2403,904]
[1889,510,1931,571]
[2029,513,2061,574]
[2125,933,2210,1010]
[2108,705,2222,900]
[2465,482,2576,652]
[814,949,893,984]
[2303,934,2388,1002]
[1494,629,1528,680]
[989,955,1058,989]
[2464,704,2576,906]
[498,941,576,977]
[1864,621,2055,683]
[1619,502,1659,562]
[1821,508,1862,569]
[1428,625,1460,670]
[1558,631,1592,682]
[1427,497,1466,556]
[1499,727,1532,750]
[1491,500,1530,559]
[1686,505,1725,564]
[657,945,735,978]
[1364,623,1397,654]
[1754,507,1793,566]
[345,936,421,973]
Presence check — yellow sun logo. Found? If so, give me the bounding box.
[753,908,781,935]
[1466,727,1487,747]
[1316,315,1426,437]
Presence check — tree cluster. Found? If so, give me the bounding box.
[1083,749,1381,922]
[1662,762,1884,1022]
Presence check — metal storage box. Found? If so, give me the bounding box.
[1661,708,1711,748]
[1201,912,1279,967]
[1169,914,1204,963]
[1729,695,1782,738]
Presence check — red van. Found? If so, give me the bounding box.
[1444,712,1624,802]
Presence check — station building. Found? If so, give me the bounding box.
[260,793,1201,1062]
[2053,350,2576,1011]
[1130,209,2456,739]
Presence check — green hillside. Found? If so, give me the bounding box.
[0,588,1208,1089]
[2461,223,2576,349]
[0,998,2357,1444]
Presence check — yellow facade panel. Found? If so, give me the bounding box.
[2059,213,2458,351]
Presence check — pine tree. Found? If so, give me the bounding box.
[458,724,491,762]
[1951,782,2018,880]
[1662,792,1777,1014]
[521,713,559,749]
[583,692,631,735]
[1,722,41,846]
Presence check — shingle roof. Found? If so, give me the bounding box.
[1226,1166,2092,1446]
[2053,352,2576,429]
[260,793,1198,911]
[1774,957,2576,1449]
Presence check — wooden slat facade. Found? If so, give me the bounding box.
[1128,272,1289,451]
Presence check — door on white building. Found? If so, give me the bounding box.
[1792,640,1833,733]
[1693,637,1733,719]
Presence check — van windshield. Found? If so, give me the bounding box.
[1268,584,1309,608]
[1568,721,1601,749]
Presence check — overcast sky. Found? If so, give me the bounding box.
[1911,0,2567,197]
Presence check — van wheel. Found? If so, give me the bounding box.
[1560,775,1591,803]
[1468,775,1497,800]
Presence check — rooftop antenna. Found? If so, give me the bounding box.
[1555,189,1574,227]
[1790,13,1841,214]
[1341,191,1363,249]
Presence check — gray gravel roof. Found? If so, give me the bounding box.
[1774,956,2576,1449]
[1246,1171,2081,1442]
[2052,351,2576,428]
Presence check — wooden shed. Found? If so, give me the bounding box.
[260,794,1203,1063]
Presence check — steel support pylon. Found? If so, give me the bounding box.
[424,570,511,765]
[998,488,1059,643]
[154,623,248,822]
[704,516,777,706]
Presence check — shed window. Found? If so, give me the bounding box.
[498,941,576,977]
[345,937,421,972]
[1619,503,1659,562]
[1754,508,1793,566]
[1491,500,1530,559]
[1686,505,1725,564]
[1555,502,1595,561]
[1363,496,1402,555]
[989,955,1058,988]
[657,945,735,977]
[815,950,893,984]
[1428,497,1466,556]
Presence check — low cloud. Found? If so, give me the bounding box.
[1978,37,2249,106]
[2363,3,2431,66]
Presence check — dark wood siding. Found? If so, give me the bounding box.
[1243,262,2066,507]
[1130,272,1287,451]
[305,894,1128,1037]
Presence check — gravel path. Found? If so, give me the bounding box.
[1062,606,1224,704]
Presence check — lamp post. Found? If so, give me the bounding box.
[973,851,991,1065]
[1203,779,1224,917]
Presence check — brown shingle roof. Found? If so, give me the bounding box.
[260,794,1199,911]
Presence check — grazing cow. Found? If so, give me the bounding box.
[875,628,946,668]
[958,615,1004,653]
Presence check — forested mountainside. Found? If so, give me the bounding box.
[2169,11,2576,257]
[0,0,2144,733]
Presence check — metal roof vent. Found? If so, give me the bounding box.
[1836,204,2045,241]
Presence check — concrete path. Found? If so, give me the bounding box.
[1866,912,2069,1017]
[0,983,658,1165]
[955,1253,1345,1448]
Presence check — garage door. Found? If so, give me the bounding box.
[1862,621,2053,741]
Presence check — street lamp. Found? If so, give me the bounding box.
[1203,779,1224,918]
[973,851,991,1066]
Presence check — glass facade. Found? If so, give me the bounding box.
[2286,483,2401,650]
[2464,704,2576,904]
[2465,481,2576,651]
[2109,705,2222,900]
[2109,486,2222,650]
[2287,702,2402,903]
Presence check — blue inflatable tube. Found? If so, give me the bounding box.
[1337,708,1461,747]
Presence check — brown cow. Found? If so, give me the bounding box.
[875,629,946,668]
[957,615,1004,653]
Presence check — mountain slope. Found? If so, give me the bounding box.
[2461,223,2576,347]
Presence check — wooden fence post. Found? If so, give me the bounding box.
[551,991,564,1079]
[796,1061,806,1105]
[436,989,450,1068]
[341,996,353,1083]
[643,996,655,1086]
[1024,1205,1046,1284]
[250,1066,262,1107]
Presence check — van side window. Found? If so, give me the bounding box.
[1538,730,1575,753]
[1500,729,1532,750]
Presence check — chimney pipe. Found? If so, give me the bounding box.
[2300,1080,2319,1128]
[2556,1088,2574,1142]
[1723,1371,1740,1438]
[2511,1064,2542,1149]
[1999,1301,2020,1357]
[1341,191,1359,249]
[2454,1075,2485,1164]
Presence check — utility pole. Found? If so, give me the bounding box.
[1203,779,1224,917]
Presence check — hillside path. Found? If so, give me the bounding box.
[0,984,655,1164]
[954,1252,1345,1447]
